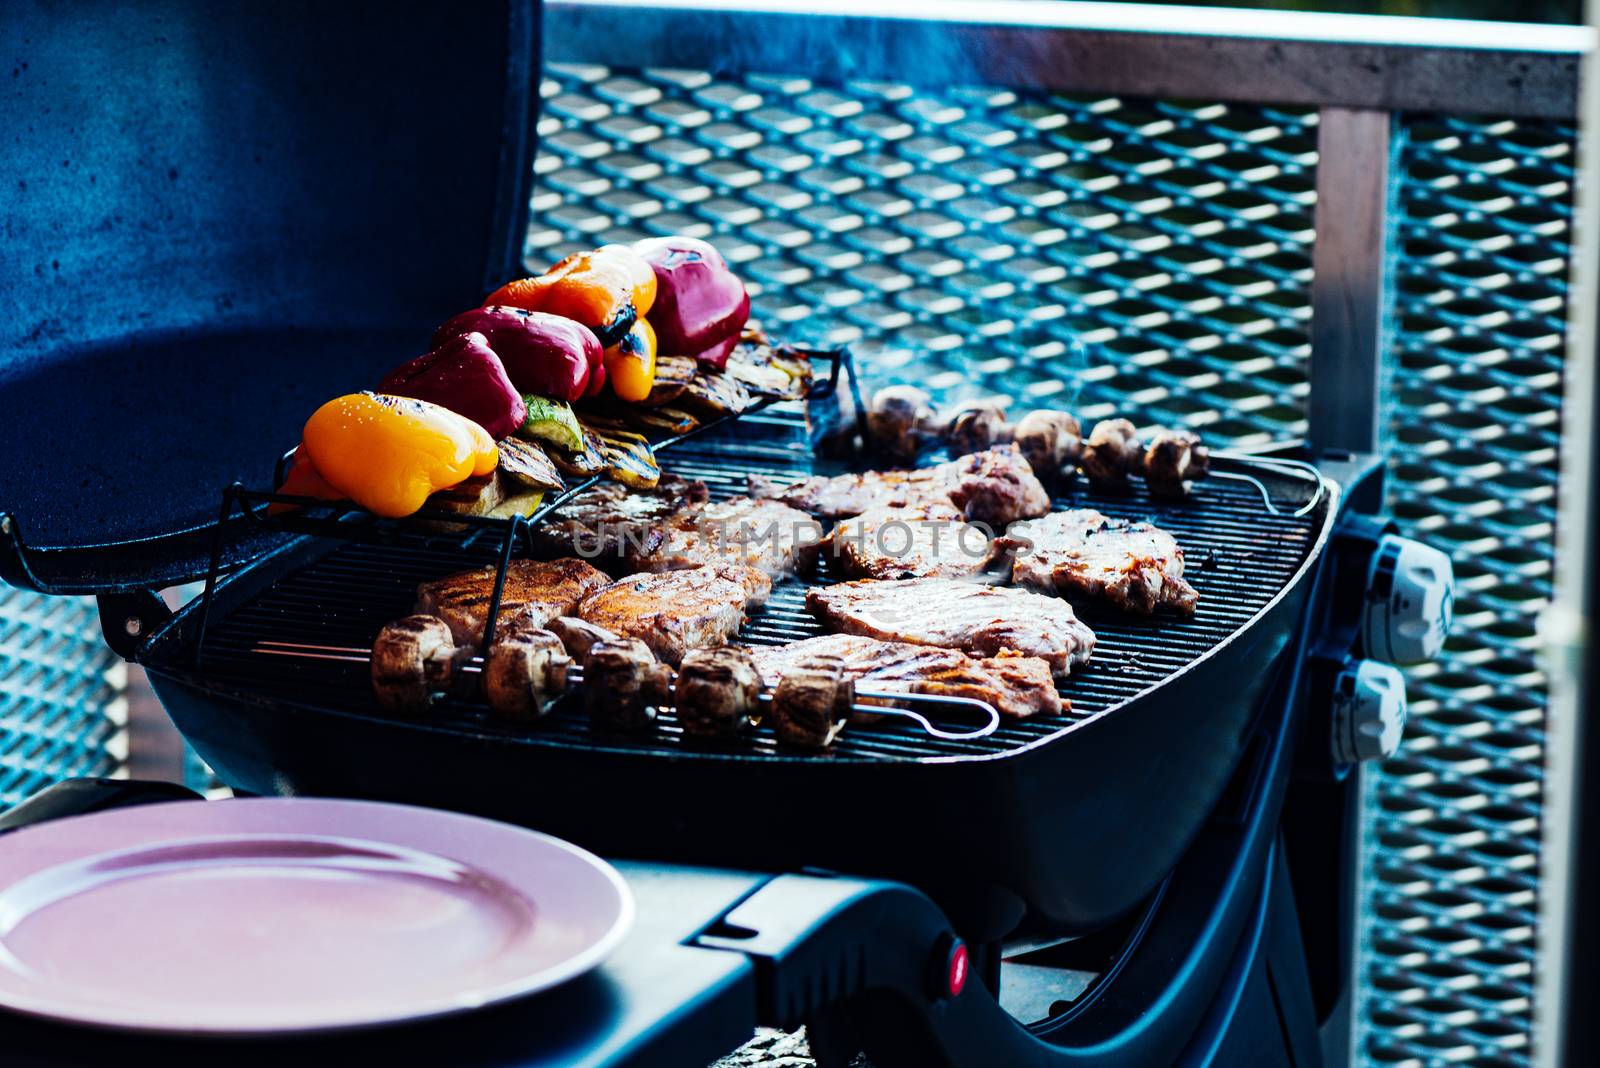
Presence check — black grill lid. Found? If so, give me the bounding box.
[0,0,542,593]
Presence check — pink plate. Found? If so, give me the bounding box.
[0,798,633,1034]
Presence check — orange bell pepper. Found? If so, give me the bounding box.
[603,317,658,403]
[296,393,497,517]
[484,245,657,347]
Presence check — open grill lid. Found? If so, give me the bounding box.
[0,0,542,593]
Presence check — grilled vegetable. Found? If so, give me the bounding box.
[643,355,697,407]
[371,615,459,713]
[675,370,752,420]
[948,405,1007,455]
[297,393,496,518]
[433,306,602,403]
[602,316,658,402]
[616,405,697,437]
[772,654,853,749]
[517,394,585,452]
[545,426,608,478]
[1010,410,1083,478]
[484,245,657,349]
[583,638,672,733]
[866,385,934,463]
[377,331,526,441]
[1083,418,1142,490]
[635,236,750,369]
[676,647,763,737]
[485,621,571,722]
[495,437,565,493]
[583,421,660,488]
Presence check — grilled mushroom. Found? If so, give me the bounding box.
[946,405,1008,455]
[866,385,934,462]
[676,647,764,737]
[1012,410,1082,479]
[1142,428,1210,499]
[771,653,854,750]
[583,638,673,733]
[484,621,571,722]
[371,615,459,714]
[1082,418,1142,490]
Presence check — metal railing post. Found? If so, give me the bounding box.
[1309,107,1403,456]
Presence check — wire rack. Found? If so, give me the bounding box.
[528,64,1565,1068]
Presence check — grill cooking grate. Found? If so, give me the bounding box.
[191,408,1320,763]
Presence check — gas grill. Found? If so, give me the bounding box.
[141,402,1337,940]
[0,1,1473,1065]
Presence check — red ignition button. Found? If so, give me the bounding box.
[946,939,969,997]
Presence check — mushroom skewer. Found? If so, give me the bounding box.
[252,638,1002,741]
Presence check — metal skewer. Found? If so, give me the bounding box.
[251,639,1003,741]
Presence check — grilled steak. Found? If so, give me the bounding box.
[747,634,1062,718]
[806,577,1095,679]
[999,509,1199,616]
[829,503,995,580]
[577,564,771,665]
[627,496,822,579]
[533,475,709,564]
[750,445,1050,527]
[416,558,611,647]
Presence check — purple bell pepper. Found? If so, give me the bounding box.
[433,306,605,401]
[378,332,527,441]
[634,236,750,369]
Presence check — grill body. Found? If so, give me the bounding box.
[141,412,1338,934]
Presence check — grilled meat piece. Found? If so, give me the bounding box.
[676,647,764,737]
[548,616,622,662]
[583,638,673,733]
[416,558,611,647]
[747,634,1062,718]
[533,475,710,563]
[750,445,1049,527]
[829,503,995,580]
[627,496,822,579]
[806,577,1095,679]
[371,615,460,713]
[749,465,950,520]
[577,564,771,665]
[999,509,1200,616]
[771,652,854,749]
[942,444,1051,526]
[484,621,571,722]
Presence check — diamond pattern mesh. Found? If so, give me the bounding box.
[1356,113,1572,1068]
[0,589,125,809]
[531,65,1317,443]
[526,64,1559,1067]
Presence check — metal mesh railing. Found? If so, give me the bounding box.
[529,64,1561,1068]
[530,66,1316,442]
[0,589,125,809]
[1355,113,1573,1068]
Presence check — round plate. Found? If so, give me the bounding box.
[0,798,633,1035]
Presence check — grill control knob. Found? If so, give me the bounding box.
[1330,659,1407,764]
[1361,535,1454,665]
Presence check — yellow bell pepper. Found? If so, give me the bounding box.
[602,317,657,403]
[299,392,497,517]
